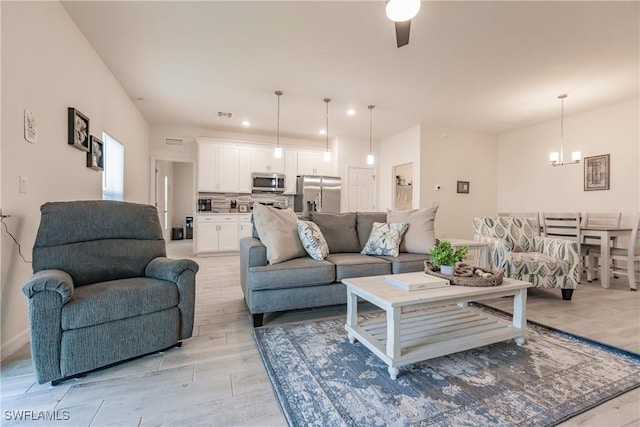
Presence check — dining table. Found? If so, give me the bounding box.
[581,225,632,288]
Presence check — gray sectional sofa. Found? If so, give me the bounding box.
[240,211,431,327]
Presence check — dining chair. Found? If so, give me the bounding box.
[581,212,622,280]
[588,213,639,290]
[497,212,542,236]
[542,212,582,279]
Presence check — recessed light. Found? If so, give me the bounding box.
[242,120,251,127]
[319,129,326,135]
[346,108,356,116]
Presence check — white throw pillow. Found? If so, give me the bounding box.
[387,206,438,254]
[252,203,306,264]
[361,222,409,257]
[297,220,330,261]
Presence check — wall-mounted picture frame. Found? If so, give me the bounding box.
[86,135,104,171]
[238,203,249,213]
[457,181,470,194]
[584,154,610,191]
[68,107,90,151]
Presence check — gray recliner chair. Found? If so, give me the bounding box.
[22,200,199,385]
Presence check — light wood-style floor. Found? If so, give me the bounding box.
[2,240,639,426]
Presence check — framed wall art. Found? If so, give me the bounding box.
[87,135,104,171]
[68,107,90,151]
[584,154,610,191]
[457,181,470,194]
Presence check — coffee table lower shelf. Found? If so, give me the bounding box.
[347,304,524,379]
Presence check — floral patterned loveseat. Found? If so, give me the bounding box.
[472,217,580,300]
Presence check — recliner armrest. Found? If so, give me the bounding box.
[145,257,199,282]
[22,269,74,304]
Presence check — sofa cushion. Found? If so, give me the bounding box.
[310,212,361,253]
[252,203,306,264]
[361,222,409,257]
[61,278,179,330]
[387,206,438,254]
[356,212,387,250]
[326,253,391,281]
[297,220,330,261]
[248,257,335,290]
[375,253,431,274]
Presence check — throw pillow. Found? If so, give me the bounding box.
[361,222,409,257]
[356,212,388,251]
[252,203,306,264]
[387,206,438,254]
[309,212,361,253]
[297,220,330,261]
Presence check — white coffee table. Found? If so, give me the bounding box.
[342,275,531,380]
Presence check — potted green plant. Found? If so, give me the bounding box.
[429,240,468,275]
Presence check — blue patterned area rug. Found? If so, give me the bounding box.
[253,306,640,427]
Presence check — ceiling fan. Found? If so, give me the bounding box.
[386,0,421,48]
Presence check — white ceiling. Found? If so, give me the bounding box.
[61,1,639,142]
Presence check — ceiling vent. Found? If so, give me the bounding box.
[164,137,184,147]
[217,111,233,119]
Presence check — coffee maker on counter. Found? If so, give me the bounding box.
[197,198,212,212]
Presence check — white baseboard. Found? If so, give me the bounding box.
[1,329,30,361]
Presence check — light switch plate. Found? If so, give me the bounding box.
[19,176,28,194]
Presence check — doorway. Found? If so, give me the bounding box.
[152,159,195,242]
[347,166,376,211]
[393,162,413,210]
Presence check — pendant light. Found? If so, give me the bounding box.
[367,105,375,165]
[274,90,283,159]
[549,94,581,166]
[323,98,331,162]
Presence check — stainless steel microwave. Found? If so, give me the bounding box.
[252,172,285,193]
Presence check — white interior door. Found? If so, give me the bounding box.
[155,160,170,241]
[348,167,376,212]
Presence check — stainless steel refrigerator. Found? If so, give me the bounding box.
[294,175,341,213]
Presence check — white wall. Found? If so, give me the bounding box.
[1,2,149,356]
[379,125,422,211]
[497,98,639,226]
[420,128,499,239]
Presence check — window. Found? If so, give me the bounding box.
[102,132,124,201]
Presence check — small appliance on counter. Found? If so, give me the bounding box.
[197,198,212,212]
[230,200,237,213]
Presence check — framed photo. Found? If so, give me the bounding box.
[457,181,470,194]
[584,154,610,191]
[238,203,249,213]
[68,107,90,151]
[86,135,104,171]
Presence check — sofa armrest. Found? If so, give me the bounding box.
[145,257,199,282]
[145,257,199,340]
[22,269,74,304]
[240,237,268,307]
[21,270,74,383]
[474,234,512,272]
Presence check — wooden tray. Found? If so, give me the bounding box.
[424,262,504,287]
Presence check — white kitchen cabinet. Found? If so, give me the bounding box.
[297,151,330,175]
[197,143,239,192]
[197,143,218,192]
[250,147,285,173]
[196,214,239,254]
[238,147,252,193]
[284,150,298,194]
[238,214,253,241]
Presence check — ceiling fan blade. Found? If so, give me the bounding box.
[395,20,411,48]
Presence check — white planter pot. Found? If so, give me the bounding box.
[440,265,454,275]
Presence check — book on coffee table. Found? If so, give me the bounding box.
[384,272,450,291]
